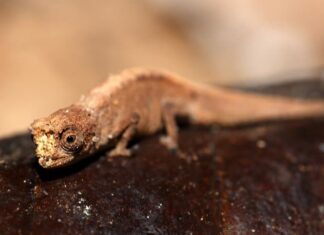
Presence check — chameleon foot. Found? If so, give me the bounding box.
[108,148,132,158]
[159,136,178,152]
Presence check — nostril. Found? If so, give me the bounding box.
[30,134,35,142]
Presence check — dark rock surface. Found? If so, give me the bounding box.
[1,79,324,235]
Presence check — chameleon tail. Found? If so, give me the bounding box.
[188,86,324,125]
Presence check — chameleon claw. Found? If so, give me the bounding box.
[159,136,178,152]
[108,148,132,158]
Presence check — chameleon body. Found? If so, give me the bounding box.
[31,68,324,168]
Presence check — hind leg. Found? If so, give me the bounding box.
[159,101,180,151]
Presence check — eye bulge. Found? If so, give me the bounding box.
[60,128,84,153]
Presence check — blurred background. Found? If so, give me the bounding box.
[1,0,324,136]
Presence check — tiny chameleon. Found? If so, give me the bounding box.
[31,68,324,168]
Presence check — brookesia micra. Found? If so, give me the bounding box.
[31,68,324,168]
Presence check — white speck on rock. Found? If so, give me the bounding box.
[78,198,86,204]
[157,203,163,209]
[251,229,256,233]
[83,205,91,216]
[132,144,139,150]
[256,139,267,149]
[318,143,324,152]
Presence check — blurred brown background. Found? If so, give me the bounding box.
[1,0,324,136]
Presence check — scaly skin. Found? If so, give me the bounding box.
[31,68,324,168]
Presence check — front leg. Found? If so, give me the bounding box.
[108,114,139,158]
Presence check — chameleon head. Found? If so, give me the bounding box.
[30,105,97,168]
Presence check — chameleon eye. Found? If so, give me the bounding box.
[60,129,84,153]
[66,135,76,143]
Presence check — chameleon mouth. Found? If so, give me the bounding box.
[38,155,74,168]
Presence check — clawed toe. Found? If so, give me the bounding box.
[159,136,178,151]
[108,148,132,158]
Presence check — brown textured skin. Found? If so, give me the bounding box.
[31,68,324,168]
